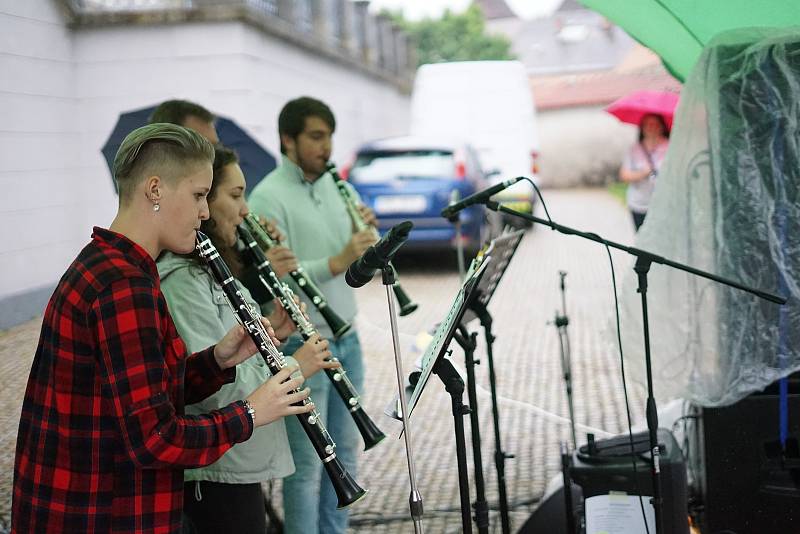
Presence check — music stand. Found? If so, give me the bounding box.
[399,256,492,534]
[458,228,525,534]
[461,228,525,324]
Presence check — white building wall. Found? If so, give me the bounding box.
[0,0,85,327]
[0,0,411,328]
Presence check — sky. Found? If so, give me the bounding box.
[368,0,563,20]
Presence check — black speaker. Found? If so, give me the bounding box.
[570,429,689,534]
[702,385,800,534]
[517,483,583,534]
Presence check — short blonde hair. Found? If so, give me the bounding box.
[113,123,214,201]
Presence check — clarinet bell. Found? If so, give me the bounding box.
[393,283,419,316]
[325,457,369,509]
[354,408,387,451]
[320,305,353,339]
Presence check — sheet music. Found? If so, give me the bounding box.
[462,228,524,324]
[585,494,655,534]
[405,255,490,417]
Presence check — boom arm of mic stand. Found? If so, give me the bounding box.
[483,200,786,305]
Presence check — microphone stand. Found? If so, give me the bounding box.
[433,354,474,534]
[456,220,466,281]
[383,264,425,533]
[554,271,577,450]
[453,325,490,534]
[470,297,513,534]
[447,190,467,280]
[482,200,786,534]
[561,442,578,534]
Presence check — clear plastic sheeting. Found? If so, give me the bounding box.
[616,27,800,407]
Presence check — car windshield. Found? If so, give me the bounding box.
[350,150,455,183]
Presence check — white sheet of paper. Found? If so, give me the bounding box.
[585,494,656,534]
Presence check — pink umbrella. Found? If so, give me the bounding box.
[605,90,680,130]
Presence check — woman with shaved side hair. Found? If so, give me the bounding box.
[12,124,313,534]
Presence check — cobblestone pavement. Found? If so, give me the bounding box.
[0,189,647,533]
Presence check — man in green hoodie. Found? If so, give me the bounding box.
[248,96,377,534]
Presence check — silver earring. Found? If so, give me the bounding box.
[153,203,160,212]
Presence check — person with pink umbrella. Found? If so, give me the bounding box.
[607,90,678,230]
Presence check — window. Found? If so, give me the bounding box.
[350,150,455,183]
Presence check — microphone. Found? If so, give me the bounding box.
[440,176,524,219]
[345,221,414,288]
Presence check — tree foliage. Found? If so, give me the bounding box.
[388,5,515,67]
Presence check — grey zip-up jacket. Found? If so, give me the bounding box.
[157,252,295,484]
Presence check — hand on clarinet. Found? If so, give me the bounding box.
[288,293,310,322]
[245,366,312,426]
[214,317,280,370]
[266,245,299,278]
[297,297,310,321]
[329,230,378,275]
[357,204,378,228]
[257,216,285,243]
[267,302,296,340]
[293,334,339,378]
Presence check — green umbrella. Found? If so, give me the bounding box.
[579,0,800,81]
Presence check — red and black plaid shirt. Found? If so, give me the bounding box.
[12,227,254,533]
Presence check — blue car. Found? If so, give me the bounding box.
[345,136,500,255]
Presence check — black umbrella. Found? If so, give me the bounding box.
[101,104,277,193]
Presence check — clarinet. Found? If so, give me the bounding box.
[242,214,352,339]
[195,231,367,509]
[326,162,419,316]
[237,224,386,451]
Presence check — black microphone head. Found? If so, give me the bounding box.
[346,221,414,288]
[375,220,413,262]
[392,220,414,239]
[345,265,371,288]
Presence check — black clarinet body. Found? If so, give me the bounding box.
[237,225,386,451]
[195,231,367,508]
[242,214,352,339]
[326,162,419,316]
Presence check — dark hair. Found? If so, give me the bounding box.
[638,113,670,142]
[149,99,215,126]
[208,145,240,203]
[198,145,244,276]
[113,123,214,201]
[278,96,336,154]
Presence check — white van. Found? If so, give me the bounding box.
[409,60,540,226]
